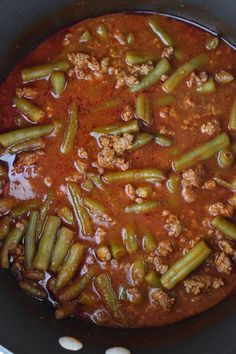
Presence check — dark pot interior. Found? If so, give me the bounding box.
[1,1,236,353]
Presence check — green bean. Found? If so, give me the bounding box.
[162,54,209,93]
[148,18,174,46]
[229,99,236,131]
[130,133,154,151]
[10,199,40,219]
[78,291,99,306]
[57,206,76,227]
[173,133,230,172]
[103,168,166,184]
[131,259,146,285]
[87,173,105,190]
[196,77,216,94]
[36,193,54,237]
[95,273,126,325]
[136,185,152,198]
[95,244,111,262]
[81,179,93,192]
[91,120,139,137]
[24,211,38,270]
[60,103,78,154]
[124,200,158,214]
[0,124,54,148]
[56,243,86,290]
[155,134,172,147]
[127,33,135,45]
[142,232,157,252]
[211,215,236,240]
[156,94,175,107]
[23,269,45,281]
[67,182,93,237]
[93,97,122,112]
[0,222,26,268]
[213,177,236,192]
[21,60,70,82]
[206,36,219,50]
[166,173,181,194]
[0,197,15,216]
[33,215,61,271]
[19,281,47,300]
[50,226,74,273]
[55,302,77,319]
[122,225,138,254]
[0,216,10,240]
[110,241,126,260]
[145,270,162,288]
[174,49,185,61]
[13,97,44,123]
[130,58,170,93]
[135,94,153,125]
[125,51,156,65]
[80,30,92,42]
[1,138,45,157]
[58,265,97,302]
[217,149,234,168]
[50,71,66,97]
[161,241,211,289]
[96,25,108,40]
[215,71,234,84]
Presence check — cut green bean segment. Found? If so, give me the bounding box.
[213,177,236,191]
[155,134,172,147]
[80,30,92,42]
[56,243,86,290]
[148,18,174,46]
[0,124,54,148]
[211,215,236,240]
[14,97,44,123]
[23,269,45,281]
[91,120,139,137]
[67,182,93,237]
[173,133,230,172]
[206,36,219,50]
[36,193,54,237]
[162,54,209,93]
[161,241,211,289]
[196,77,216,94]
[87,173,105,190]
[83,197,106,217]
[95,273,126,324]
[21,60,70,82]
[130,132,154,151]
[0,216,10,240]
[122,225,138,254]
[50,226,74,273]
[33,215,61,271]
[229,99,236,131]
[58,265,97,302]
[1,138,45,157]
[131,259,146,285]
[57,206,76,227]
[124,200,158,214]
[135,94,153,125]
[96,25,108,39]
[81,179,93,192]
[93,97,122,112]
[174,48,185,61]
[125,51,156,65]
[110,241,126,260]
[55,302,77,319]
[24,211,38,269]
[10,199,40,218]
[19,281,47,300]
[130,58,170,93]
[127,33,135,45]
[166,173,181,194]
[217,149,234,168]
[103,168,165,184]
[145,270,162,288]
[156,94,175,107]
[142,232,157,252]
[50,71,66,97]
[0,197,16,215]
[60,103,78,154]
[0,222,26,268]
[78,291,99,306]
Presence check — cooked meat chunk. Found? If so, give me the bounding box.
[215,251,232,274]
[112,133,133,154]
[218,239,235,256]
[157,240,173,257]
[154,256,168,274]
[14,151,44,169]
[128,61,154,76]
[208,202,234,218]
[163,210,182,237]
[182,168,203,188]
[125,184,136,200]
[182,186,196,203]
[203,179,217,190]
[200,119,221,136]
[78,147,88,159]
[125,75,139,87]
[15,87,38,99]
[161,46,174,59]
[114,30,126,45]
[184,274,224,295]
[186,71,208,88]
[151,289,175,311]
[121,105,133,121]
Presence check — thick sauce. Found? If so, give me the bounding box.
[0,13,236,328]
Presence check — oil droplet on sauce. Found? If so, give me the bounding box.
[58,337,83,351]
[105,347,131,354]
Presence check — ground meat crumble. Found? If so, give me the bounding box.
[15,87,38,99]
[151,289,175,311]
[184,274,224,295]
[163,210,182,237]
[215,251,232,274]
[208,202,234,218]
[200,119,221,136]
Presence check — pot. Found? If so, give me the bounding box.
[0,1,236,353]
